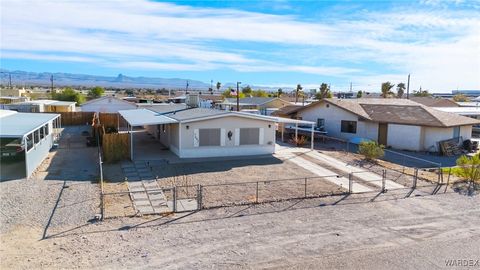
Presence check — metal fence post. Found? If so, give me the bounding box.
[381,169,386,193]
[438,166,443,184]
[304,178,307,198]
[255,182,259,203]
[172,186,177,212]
[197,184,202,210]
[413,168,418,189]
[348,173,353,194]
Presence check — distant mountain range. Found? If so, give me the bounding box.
[0,69,284,91]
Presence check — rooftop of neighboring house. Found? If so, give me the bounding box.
[288,98,480,128]
[140,103,187,114]
[11,99,76,106]
[409,97,459,107]
[224,97,280,105]
[270,105,303,116]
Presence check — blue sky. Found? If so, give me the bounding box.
[1,0,479,92]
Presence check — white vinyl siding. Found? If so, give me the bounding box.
[234,128,240,146]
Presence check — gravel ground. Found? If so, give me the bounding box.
[0,126,100,236]
[1,190,478,269]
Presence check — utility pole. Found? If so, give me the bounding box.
[236,82,241,112]
[350,82,352,92]
[9,74,12,89]
[185,80,189,96]
[210,80,213,93]
[406,74,410,99]
[50,75,54,94]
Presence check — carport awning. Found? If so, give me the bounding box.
[119,109,178,127]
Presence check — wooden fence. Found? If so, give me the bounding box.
[102,133,130,163]
[99,113,126,128]
[56,112,95,125]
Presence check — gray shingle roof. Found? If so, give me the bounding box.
[225,97,277,105]
[165,108,228,121]
[290,98,480,127]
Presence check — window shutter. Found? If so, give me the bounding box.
[220,128,226,146]
[234,128,240,146]
[259,128,264,145]
[193,129,199,147]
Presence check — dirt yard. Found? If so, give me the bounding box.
[1,190,479,269]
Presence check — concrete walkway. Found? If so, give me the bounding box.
[275,149,372,193]
[305,151,405,190]
[127,180,170,215]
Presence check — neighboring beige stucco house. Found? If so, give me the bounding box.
[283,98,480,152]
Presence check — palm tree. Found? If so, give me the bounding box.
[295,84,302,103]
[216,82,221,92]
[396,83,406,98]
[381,82,394,98]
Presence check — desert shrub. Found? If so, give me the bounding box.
[454,154,480,192]
[358,141,384,160]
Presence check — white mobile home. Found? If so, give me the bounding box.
[0,110,61,180]
[119,108,313,159]
[284,99,480,152]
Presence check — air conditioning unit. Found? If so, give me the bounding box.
[186,94,199,108]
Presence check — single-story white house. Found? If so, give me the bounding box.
[0,110,61,180]
[119,108,313,159]
[282,98,480,152]
[81,96,137,113]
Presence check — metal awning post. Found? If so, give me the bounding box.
[130,124,134,161]
[281,123,284,142]
[117,113,120,131]
[310,123,314,150]
[295,122,298,142]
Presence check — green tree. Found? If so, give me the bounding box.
[53,87,85,104]
[242,86,253,96]
[396,82,406,98]
[315,83,332,99]
[453,94,470,102]
[358,141,385,161]
[381,82,394,98]
[124,89,134,96]
[216,82,221,92]
[252,90,269,97]
[454,154,480,193]
[357,90,363,98]
[277,88,283,97]
[88,86,105,99]
[295,84,303,103]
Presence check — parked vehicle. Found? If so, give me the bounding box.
[0,138,25,161]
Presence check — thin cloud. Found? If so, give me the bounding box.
[0,0,479,91]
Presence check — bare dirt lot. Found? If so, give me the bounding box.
[2,134,479,269]
[1,190,479,269]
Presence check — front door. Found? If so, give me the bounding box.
[378,123,388,146]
